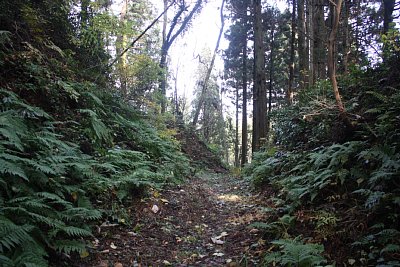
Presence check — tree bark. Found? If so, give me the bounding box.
[267,21,275,138]
[287,0,296,104]
[116,0,128,98]
[308,0,315,84]
[240,35,248,167]
[383,0,395,35]
[192,0,225,125]
[252,0,267,152]
[327,0,345,114]
[234,81,239,168]
[342,0,350,73]
[298,0,308,89]
[313,0,326,80]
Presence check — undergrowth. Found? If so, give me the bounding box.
[246,60,400,266]
[0,24,189,266]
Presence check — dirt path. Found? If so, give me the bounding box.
[74,173,270,266]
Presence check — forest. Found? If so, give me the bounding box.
[0,0,399,266]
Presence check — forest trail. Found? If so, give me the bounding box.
[73,173,270,266]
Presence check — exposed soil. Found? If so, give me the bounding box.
[70,173,271,266]
[174,126,228,174]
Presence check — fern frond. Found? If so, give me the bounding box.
[0,254,13,267]
[0,159,28,181]
[54,239,86,254]
[13,243,48,267]
[0,218,35,252]
[61,226,92,237]
[381,244,400,255]
[60,207,102,221]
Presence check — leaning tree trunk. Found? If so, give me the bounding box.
[192,0,225,126]
[327,0,345,114]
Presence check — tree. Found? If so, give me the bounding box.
[160,0,203,113]
[287,0,296,104]
[192,49,227,156]
[327,0,345,113]
[224,0,251,166]
[252,0,267,152]
[192,0,225,125]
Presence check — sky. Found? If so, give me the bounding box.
[162,0,287,117]
[167,0,228,105]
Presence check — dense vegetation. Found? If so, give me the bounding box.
[0,0,190,265]
[245,48,400,266]
[1,0,400,266]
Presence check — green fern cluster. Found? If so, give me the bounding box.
[263,237,328,267]
[0,90,102,266]
[247,63,400,265]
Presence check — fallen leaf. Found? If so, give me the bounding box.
[348,259,356,265]
[160,198,169,203]
[100,249,110,253]
[151,204,159,213]
[211,237,224,245]
[110,242,117,249]
[163,260,172,265]
[213,252,224,257]
[80,249,89,258]
[216,231,228,239]
[153,191,160,198]
[114,263,123,267]
[127,232,137,236]
[249,228,259,234]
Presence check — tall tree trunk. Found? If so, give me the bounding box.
[383,0,395,34]
[267,22,275,138]
[287,0,296,104]
[342,0,350,73]
[80,0,90,28]
[160,0,169,113]
[240,36,248,167]
[308,0,315,84]
[116,0,128,98]
[298,0,308,89]
[355,0,361,64]
[313,0,326,81]
[327,0,345,114]
[234,82,239,168]
[252,0,267,152]
[192,0,225,126]
[382,0,395,61]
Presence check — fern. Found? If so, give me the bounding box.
[79,108,111,143]
[264,237,327,267]
[381,244,400,255]
[54,239,86,254]
[0,218,35,252]
[0,158,29,181]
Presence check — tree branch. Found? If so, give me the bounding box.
[108,0,175,68]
